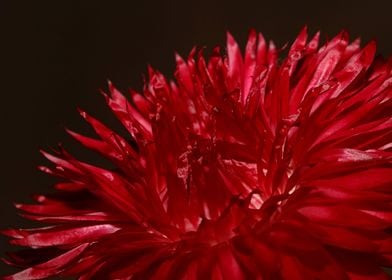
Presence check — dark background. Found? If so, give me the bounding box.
[1,0,392,276]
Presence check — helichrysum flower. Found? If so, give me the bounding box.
[3,28,392,279]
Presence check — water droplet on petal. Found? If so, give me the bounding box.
[249,193,263,209]
[188,101,196,114]
[36,195,46,203]
[80,111,87,118]
[321,83,330,91]
[288,185,298,195]
[56,166,65,172]
[290,51,301,61]
[104,172,114,181]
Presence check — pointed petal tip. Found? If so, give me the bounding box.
[298,25,308,35]
[0,229,12,237]
[37,165,48,172]
[65,128,78,138]
[359,39,377,64]
[147,64,155,76]
[77,108,88,119]
[352,37,361,44]
[106,79,113,89]
[175,52,186,64]
[258,32,265,40]
[339,29,350,41]
[367,38,378,48]
[13,203,22,209]
[313,31,321,41]
[1,257,14,267]
[248,28,257,37]
[98,88,109,99]
[366,40,378,54]
[226,31,237,46]
[269,40,276,49]
[38,148,48,156]
[188,46,197,59]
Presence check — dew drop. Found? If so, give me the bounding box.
[249,193,263,209]
[203,202,212,220]
[188,101,196,114]
[321,83,330,91]
[288,185,298,195]
[55,166,64,171]
[290,51,301,61]
[308,42,317,49]
[36,195,46,203]
[104,172,114,181]
[39,166,51,173]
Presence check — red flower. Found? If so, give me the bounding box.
[3,27,392,279]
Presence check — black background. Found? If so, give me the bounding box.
[1,0,392,276]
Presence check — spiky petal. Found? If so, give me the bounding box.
[3,28,392,279]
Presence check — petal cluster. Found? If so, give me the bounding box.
[3,28,392,279]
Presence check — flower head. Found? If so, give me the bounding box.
[3,27,392,279]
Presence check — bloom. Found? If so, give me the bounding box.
[3,27,392,279]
